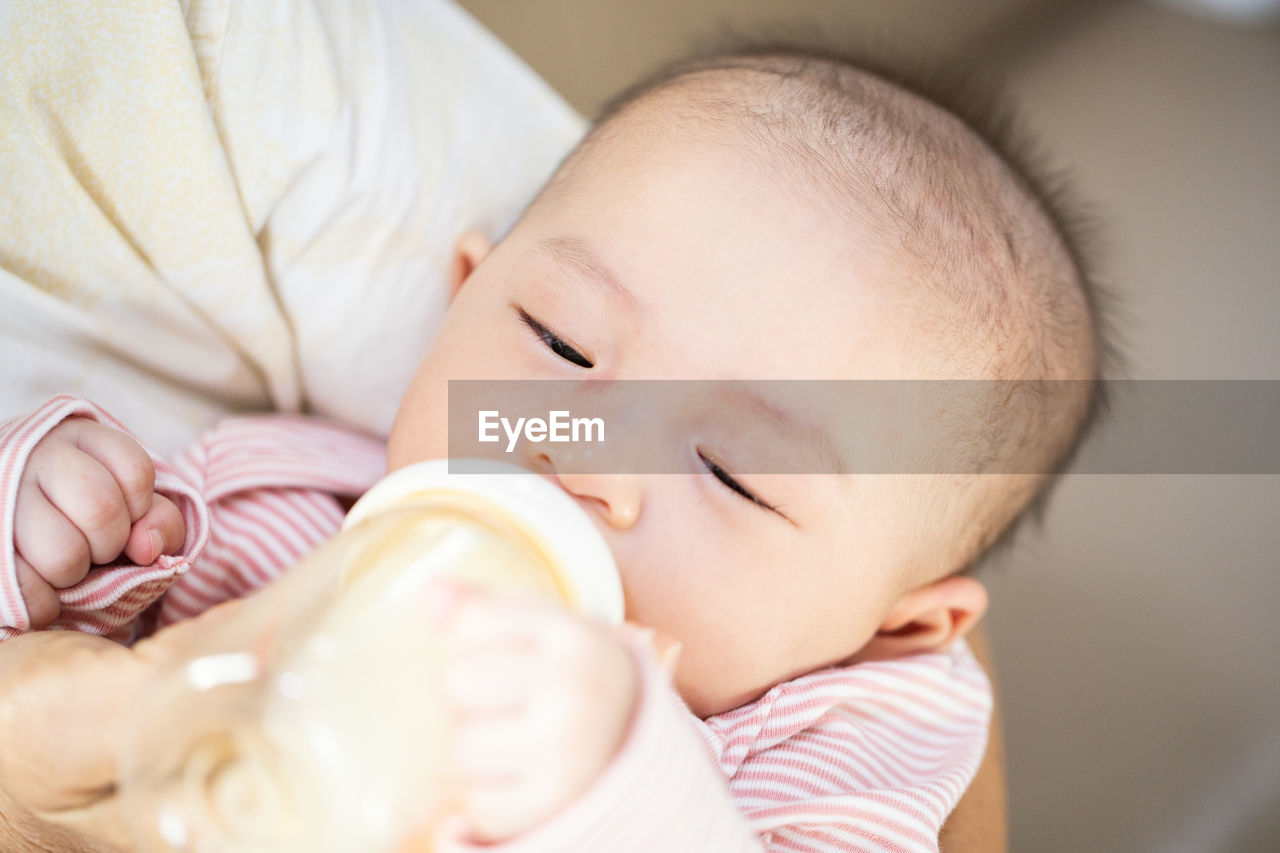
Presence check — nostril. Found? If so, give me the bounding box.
[531,454,566,494]
[574,492,626,533]
[528,452,555,476]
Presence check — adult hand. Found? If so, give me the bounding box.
[0,630,146,851]
[0,599,252,852]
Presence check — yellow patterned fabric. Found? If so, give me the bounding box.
[0,0,584,454]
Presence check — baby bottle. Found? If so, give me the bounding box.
[116,458,623,853]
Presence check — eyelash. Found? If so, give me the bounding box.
[514,306,776,515]
[697,449,779,513]
[517,307,593,368]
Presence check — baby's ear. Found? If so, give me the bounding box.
[448,229,494,299]
[855,575,988,663]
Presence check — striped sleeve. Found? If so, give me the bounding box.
[0,396,210,640]
[0,398,385,641]
[154,414,386,628]
[438,642,990,853]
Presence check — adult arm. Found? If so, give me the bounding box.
[939,623,1008,853]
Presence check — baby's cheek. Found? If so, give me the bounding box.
[672,636,776,719]
[628,565,775,714]
[387,388,453,471]
[385,421,436,471]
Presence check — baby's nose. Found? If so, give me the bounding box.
[527,452,641,531]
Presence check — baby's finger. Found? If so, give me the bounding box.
[14,554,61,629]
[122,494,187,566]
[452,716,531,783]
[443,647,534,714]
[69,421,156,522]
[13,482,92,588]
[442,593,565,655]
[620,622,684,679]
[455,774,551,844]
[450,715,560,841]
[36,447,131,565]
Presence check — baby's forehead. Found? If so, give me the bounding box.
[601,63,989,187]
[540,123,993,382]
[549,57,1089,386]
[588,73,1014,277]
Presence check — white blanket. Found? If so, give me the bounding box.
[0,0,585,454]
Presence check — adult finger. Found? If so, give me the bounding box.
[121,493,187,566]
[13,555,60,629]
[34,448,131,565]
[69,421,156,522]
[13,482,92,588]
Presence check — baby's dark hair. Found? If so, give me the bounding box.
[545,43,1118,574]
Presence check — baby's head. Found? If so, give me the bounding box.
[389,49,1104,716]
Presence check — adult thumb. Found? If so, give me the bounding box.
[0,630,149,849]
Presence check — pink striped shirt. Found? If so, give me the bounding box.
[0,396,991,852]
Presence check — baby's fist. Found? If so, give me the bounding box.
[13,418,186,628]
[437,589,638,844]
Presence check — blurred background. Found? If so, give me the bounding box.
[455,1,1280,850]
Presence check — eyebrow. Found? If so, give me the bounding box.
[533,236,640,313]
[722,384,850,479]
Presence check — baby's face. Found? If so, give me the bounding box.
[389,125,959,717]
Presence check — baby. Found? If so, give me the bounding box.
[0,48,1101,851]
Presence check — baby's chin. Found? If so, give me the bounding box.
[674,661,785,719]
